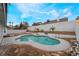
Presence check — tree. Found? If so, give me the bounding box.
[19,22,29,29]
[47,19,50,22]
[14,25,19,29]
[76,16,79,20]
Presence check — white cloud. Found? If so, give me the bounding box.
[15,4,30,18]
[63,8,69,13]
[21,14,31,18]
[14,4,73,21]
[7,14,19,26]
[64,11,72,17]
[39,11,50,15]
[62,7,72,17]
[15,3,42,18]
[15,3,57,19]
[37,9,59,19]
[50,9,59,18]
[7,14,17,22]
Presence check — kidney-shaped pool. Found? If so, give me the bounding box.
[17,35,60,45]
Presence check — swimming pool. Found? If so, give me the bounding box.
[17,35,60,45]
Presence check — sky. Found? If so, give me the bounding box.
[7,3,79,26]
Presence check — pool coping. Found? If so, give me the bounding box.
[14,34,71,51]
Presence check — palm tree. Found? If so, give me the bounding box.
[9,22,11,29]
[11,22,13,29]
[9,22,14,29]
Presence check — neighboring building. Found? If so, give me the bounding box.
[44,20,58,24]
[32,22,42,26]
[59,17,68,22]
[0,3,7,43]
[32,17,68,26]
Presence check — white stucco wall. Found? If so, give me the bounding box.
[7,30,26,34]
[28,21,75,31]
[75,20,79,41]
[0,25,4,43]
[0,25,7,43]
[0,25,2,36]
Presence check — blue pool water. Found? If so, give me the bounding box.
[17,35,60,45]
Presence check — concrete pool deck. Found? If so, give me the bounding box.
[2,34,71,51]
